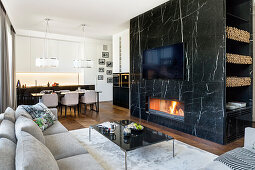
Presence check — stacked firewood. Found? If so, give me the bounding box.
[226,77,251,87]
[226,53,252,64]
[226,26,250,43]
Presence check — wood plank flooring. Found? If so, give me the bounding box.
[58,101,253,156]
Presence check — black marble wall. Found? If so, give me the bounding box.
[130,0,227,144]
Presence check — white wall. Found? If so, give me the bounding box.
[16,73,79,86]
[112,29,130,73]
[15,30,113,102]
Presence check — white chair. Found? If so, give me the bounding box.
[41,93,58,108]
[60,92,79,117]
[60,90,70,93]
[80,90,97,113]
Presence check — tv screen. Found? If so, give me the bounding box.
[142,43,184,80]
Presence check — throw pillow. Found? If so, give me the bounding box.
[21,103,56,120]
[33,111,54,131]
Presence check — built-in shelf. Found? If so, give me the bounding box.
[227,13,249,23]
[225,0,252,145]
[226,106,252,114]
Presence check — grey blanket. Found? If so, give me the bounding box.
[215,147,255,170]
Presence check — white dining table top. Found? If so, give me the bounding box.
[31,90,102,97]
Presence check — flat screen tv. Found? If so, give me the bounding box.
[142,43,184,80]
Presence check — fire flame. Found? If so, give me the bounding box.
[169,101,177,115]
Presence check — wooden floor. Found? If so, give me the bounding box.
[59,101,251,156]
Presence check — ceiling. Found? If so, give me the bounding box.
[2,0,169,40]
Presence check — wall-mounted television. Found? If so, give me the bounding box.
[142,43,184,80]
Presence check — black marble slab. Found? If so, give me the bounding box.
[130,0,227,144]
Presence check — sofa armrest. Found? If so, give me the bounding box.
[244,127,255,151]
[49,108,58,120]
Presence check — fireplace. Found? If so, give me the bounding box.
[148,97,184,121]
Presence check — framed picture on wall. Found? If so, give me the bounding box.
[106,61,113,67]
[99,68,105,72]
[107,77,113,83]
[98,59,105,65]
[102,52,109,58]
[98,75,104,80]
[106,70,112,75]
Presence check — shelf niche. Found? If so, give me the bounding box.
[225,0,253,144]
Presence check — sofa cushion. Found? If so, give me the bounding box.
[43,121,68,136]
[15,106,32,120]
[0,113,4,124]
[15,116,45,144]
[16,131,59,170]
[4,107,15,123]
[0,119,16,143]
[0,138,16,170]
[57,154,103,170]
[45,132,88,160]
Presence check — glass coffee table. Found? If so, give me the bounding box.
[89,120,174,170]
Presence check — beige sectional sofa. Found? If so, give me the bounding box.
[0,106,103,170]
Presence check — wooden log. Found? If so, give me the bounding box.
[226,53,252,64]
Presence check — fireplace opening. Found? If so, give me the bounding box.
[148,97,184,121]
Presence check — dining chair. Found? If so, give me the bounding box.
[60,92,79,117]
[79,90,97,113]
[60,90,70,93]
[40,90,53,94]
[41,93,58,108]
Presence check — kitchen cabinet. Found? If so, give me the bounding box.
[15,36,31,72]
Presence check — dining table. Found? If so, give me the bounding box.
[31,91,102,112]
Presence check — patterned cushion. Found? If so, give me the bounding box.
[33,112,54,131]
[21,103,56,120]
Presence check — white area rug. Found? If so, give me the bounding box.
[70,128,217,170]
